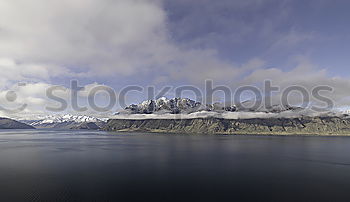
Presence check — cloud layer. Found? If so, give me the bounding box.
[1,0,350,117]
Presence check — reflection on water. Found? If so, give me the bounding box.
[1,129,350,201]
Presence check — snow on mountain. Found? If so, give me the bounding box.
[121,97,307,115]
[122,97,237,114]
[25,114,108,127]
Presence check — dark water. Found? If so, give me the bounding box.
[1,130,350,202]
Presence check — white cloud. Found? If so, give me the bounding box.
[0,81,118,118]
[239,57,350,108]
[110,110,340,120]
[0,0,349,118]
[0,0,168,77]
[0,0,267,86]
[0,57,75,89]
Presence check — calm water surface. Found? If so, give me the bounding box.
[1,129,350,201]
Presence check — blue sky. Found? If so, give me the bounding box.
[0,0,350,116]
[164,0,350,75]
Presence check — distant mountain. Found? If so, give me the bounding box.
[120,97,302,114]
[121,97,237,114]
[104,98,350,135]
[0,117,35,129]
[22,114,107,130]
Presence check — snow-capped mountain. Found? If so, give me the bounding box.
[23,114,108,128]
[122,97,237,114]
[32,114,107,124]
[121,97,305,115]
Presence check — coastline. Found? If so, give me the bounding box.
[108,128,350,136]
[102,116,350,136]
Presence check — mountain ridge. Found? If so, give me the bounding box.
[0,117,35,129]
[103,116,350,135]
[120,97,303,115]
[21,114,107,129]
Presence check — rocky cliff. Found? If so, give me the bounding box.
[122,97,237,114]
[103,116,350,135]
[121,97,302,115]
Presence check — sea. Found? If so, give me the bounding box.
[1,129,350,201]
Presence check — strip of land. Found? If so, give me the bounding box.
[102,116,350,136]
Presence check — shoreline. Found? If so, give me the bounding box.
[107,128,350,137]
[102,117,350,136]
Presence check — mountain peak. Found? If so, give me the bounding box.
[122,97,236,114]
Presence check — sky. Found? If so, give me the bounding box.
[0,0,350,117]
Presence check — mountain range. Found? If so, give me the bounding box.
[103,115,350,135]
[1,97,350,135]
[120,97,302,114]
[21,114,108,130]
